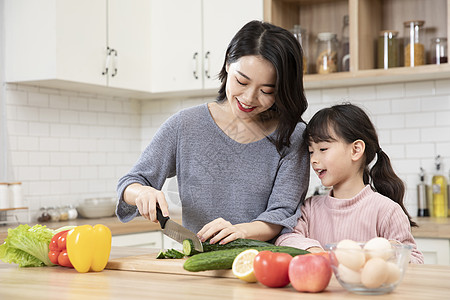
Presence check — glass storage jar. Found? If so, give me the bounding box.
[315,32,338,74]
[403,20,425,67]
[377,30,400,69]
[291,25,309,74]
[431,37,448,64]
[340,15,350,72]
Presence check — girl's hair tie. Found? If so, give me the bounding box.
[377,148,383,155]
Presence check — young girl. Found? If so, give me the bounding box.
[276,103,423,264]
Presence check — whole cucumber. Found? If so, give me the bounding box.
[183,246,309,272]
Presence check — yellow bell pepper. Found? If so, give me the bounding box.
[66,224,112,273]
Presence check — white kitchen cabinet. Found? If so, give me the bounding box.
[111,231,183,250]
[415,238,450,265]
[5,0,152,93]
[148,0,264,93]
[112,232,163,249]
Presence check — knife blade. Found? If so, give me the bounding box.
[156,206,203,252]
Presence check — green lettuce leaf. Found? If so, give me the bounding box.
[0,224,54,267]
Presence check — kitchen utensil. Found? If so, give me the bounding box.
[156,207,203,252]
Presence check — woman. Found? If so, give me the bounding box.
[116,20,309,244]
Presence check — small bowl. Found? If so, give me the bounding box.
[326,242,411,295]
[77,197,116,218]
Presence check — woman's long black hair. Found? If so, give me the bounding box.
[216,20,308,153]
[304,103,417,227]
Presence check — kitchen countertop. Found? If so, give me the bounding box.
[1,246,449,299]
[0,216,180,243]
[2,216,450,243]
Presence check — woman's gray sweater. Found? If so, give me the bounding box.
[116,103,310,235]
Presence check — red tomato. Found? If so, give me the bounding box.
[253,251,292,288]
[57,231,69,250]
[48,250,60,265]
[49,231,67,251]
[57,249,73,268]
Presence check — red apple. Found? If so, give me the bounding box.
[288,254,332,292]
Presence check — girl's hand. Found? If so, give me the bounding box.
[127,184,169,223]
[197,218,246,245]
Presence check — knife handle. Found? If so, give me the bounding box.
[156,206,169,229]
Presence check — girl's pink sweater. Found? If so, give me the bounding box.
[275,185,424,264]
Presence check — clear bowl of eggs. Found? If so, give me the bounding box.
[326,237,412,295]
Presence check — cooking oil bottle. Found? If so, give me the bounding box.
[431,155,448,217]
[417,167,430,217]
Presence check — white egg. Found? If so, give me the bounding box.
[338,263,362,284]
[385,262,401,284]
[361,257,389,289]
[364,237,392,260]
[335,239,365,271]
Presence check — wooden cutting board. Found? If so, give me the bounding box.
[105,253,234,278]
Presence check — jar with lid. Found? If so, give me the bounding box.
[67,204,78,220]
[37,207,51,222]
[431,37,448,64]
[59,206,69,221]
[403,20,425,66]
[340,15,350,72]
[315,32,338,74]
[290,25,309,74]
[377,30,400,69]
[48,206,60,222]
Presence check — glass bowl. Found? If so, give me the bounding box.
[325,242,412,295]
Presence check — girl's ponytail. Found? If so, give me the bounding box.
[369,150,417,227]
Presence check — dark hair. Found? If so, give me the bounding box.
[216,20,308,153]
[304,103,417,227]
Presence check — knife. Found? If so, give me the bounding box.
[156,206,203,252]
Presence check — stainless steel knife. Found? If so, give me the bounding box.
[156,206,203,252]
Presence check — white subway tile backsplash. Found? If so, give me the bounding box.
[381,144,405,159]
[405,143,435,158]
[29,122,50,137]
[17,136,39,151]
[28,92,49,107]
[348,85,376,101]
[391,98,421,113]
[405,112,435,128]
[405,81,435,97]
[28,152,50,166]
[39,108,60,123]
[6,90,28,105]
[375,114,405,129]
[436,111,450,126]
[88,98,107,112]
[17,106,39,121]
[69,96,89,110]
[8,120,28,135]
[376,83,404,99]
[322,88,349,103]
[361,100,391,115]
[49,94,69,109]
[420,95,450,112]
[391,128,420,143]
[435,79,450,95]
[421,127,450,143]
[436,143,450,157]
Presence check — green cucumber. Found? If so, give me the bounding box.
[183,246,309,272]
[156,249,185,259]
[182,238,273,256]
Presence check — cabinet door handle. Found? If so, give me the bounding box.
[192,52,199,79]
[110,49,118,77]
[102,47,112,75]
[204,51,211,79]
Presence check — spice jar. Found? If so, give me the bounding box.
[403,20,425,67]
[431,37,448,64]
[37,207,51,222]
[59,206,69,221]
[315,32,338,74]
[291,25,309,74]
[48,206,60,222]
[377,30,400,69]
[68,204,78,220]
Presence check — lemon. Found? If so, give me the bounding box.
[231,249,259,283]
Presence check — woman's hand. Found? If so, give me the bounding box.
[124,183,169,222]
[197,218,247,245]
[197,219,282,245]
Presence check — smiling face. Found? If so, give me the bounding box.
[225,55,277,121]
[308,127,366,195]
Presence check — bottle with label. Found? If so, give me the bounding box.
[431,155,448,218]
[417,168,430,217]
[403,20,426,67]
